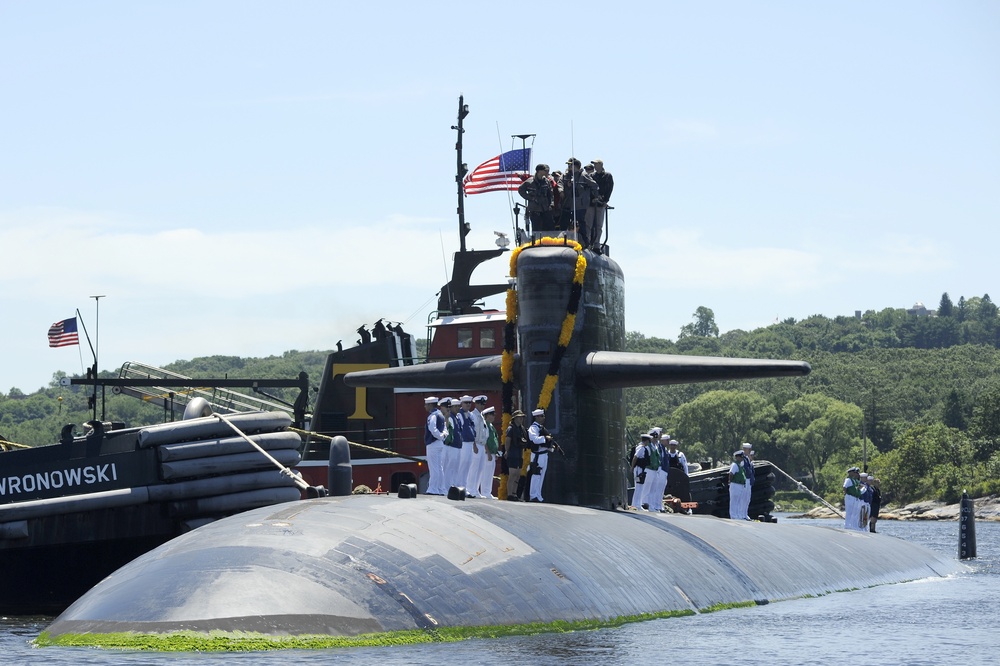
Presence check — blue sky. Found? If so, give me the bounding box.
[2,1,998,393]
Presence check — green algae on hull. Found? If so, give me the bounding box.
[36,610,697,652]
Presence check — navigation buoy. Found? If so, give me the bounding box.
[959,490,977,560]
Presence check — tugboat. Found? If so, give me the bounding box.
[0,379,317,614]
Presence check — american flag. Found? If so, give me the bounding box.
[48,317,80,348]
[463,148,531,195]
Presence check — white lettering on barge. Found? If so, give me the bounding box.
[0,463,119,497]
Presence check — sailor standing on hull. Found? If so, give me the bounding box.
[456,396,476,495]
[423,397,447,495]
[740,443,756,520]
[843,467,863,531]
[630,433,652,509]
[665,439,688,474]
[479,406,499,499]
[443,398,463,489]
[639,431,668,512]
[729,451,750,520]
[466,396,487,497]
[859,472,872,530]
[527,408,554,502]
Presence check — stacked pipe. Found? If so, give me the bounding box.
[140,411,304,520]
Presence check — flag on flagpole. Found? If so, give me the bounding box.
[48,317,80,348]
[463,148,531,195]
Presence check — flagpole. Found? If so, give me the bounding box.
[74,307,98,421]
[511,133,534,239]
[91,295,105,420]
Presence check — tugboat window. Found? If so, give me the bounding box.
[479,327,496,349]
[457,328,473,349]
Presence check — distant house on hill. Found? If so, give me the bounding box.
[906,301,937,317]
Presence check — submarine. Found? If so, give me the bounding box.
[39,97,965,650]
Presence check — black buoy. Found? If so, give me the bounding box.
[397,483,418,499]
[328,435,353,497]
[959,490,977,560]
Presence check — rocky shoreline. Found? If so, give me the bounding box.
[792,494,1000,522]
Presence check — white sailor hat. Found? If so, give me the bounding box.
[668,439,679,446]
[460,395,473,403]
[860,472,869,478]
[742,442,752,449]
[531,408,545,417]
[646,431,658,439]
[438,397,451,406]
[734,450,744,457]
[424,396,439,405]
[474,394,488,403]
[483,406,495,415]
[651,426,663,434]
[641,433,652,440]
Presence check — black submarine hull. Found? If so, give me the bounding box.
[45,493,962,642]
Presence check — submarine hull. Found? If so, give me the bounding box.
[46,494,962,639]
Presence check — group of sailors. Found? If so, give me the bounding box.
[517,157,614,252]
[629,434,771,520]
[628,428,690,512]
[423,396,559,502]
[843,466,882,532]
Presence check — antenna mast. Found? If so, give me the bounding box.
[452,95,470,252]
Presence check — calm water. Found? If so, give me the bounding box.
[3,516,997,666]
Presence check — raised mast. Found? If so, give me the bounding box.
[439,95,507,315]
[452,95,470,253]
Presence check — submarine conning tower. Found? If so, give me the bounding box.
[344,240,810,511]
[516,243,627,509]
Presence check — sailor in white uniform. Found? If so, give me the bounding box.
[630,433,652,509]
[843,467,864,531]
[465,396,487,497]
[527,408,554,502]
[639,431,668,512]
[664,439,689,475]
[740,442,756,520]
[478,406,499,499]
[858,471,872,530]
[456,396,476,495]
[442,398,463,489]
[729,451,750,520]
[423,396,447,495]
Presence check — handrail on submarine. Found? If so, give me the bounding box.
[768,461,844,518]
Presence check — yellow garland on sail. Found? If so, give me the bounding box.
[501,236,587,429]
[558,314,577,348]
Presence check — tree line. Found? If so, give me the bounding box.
[625,293,1000,506]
